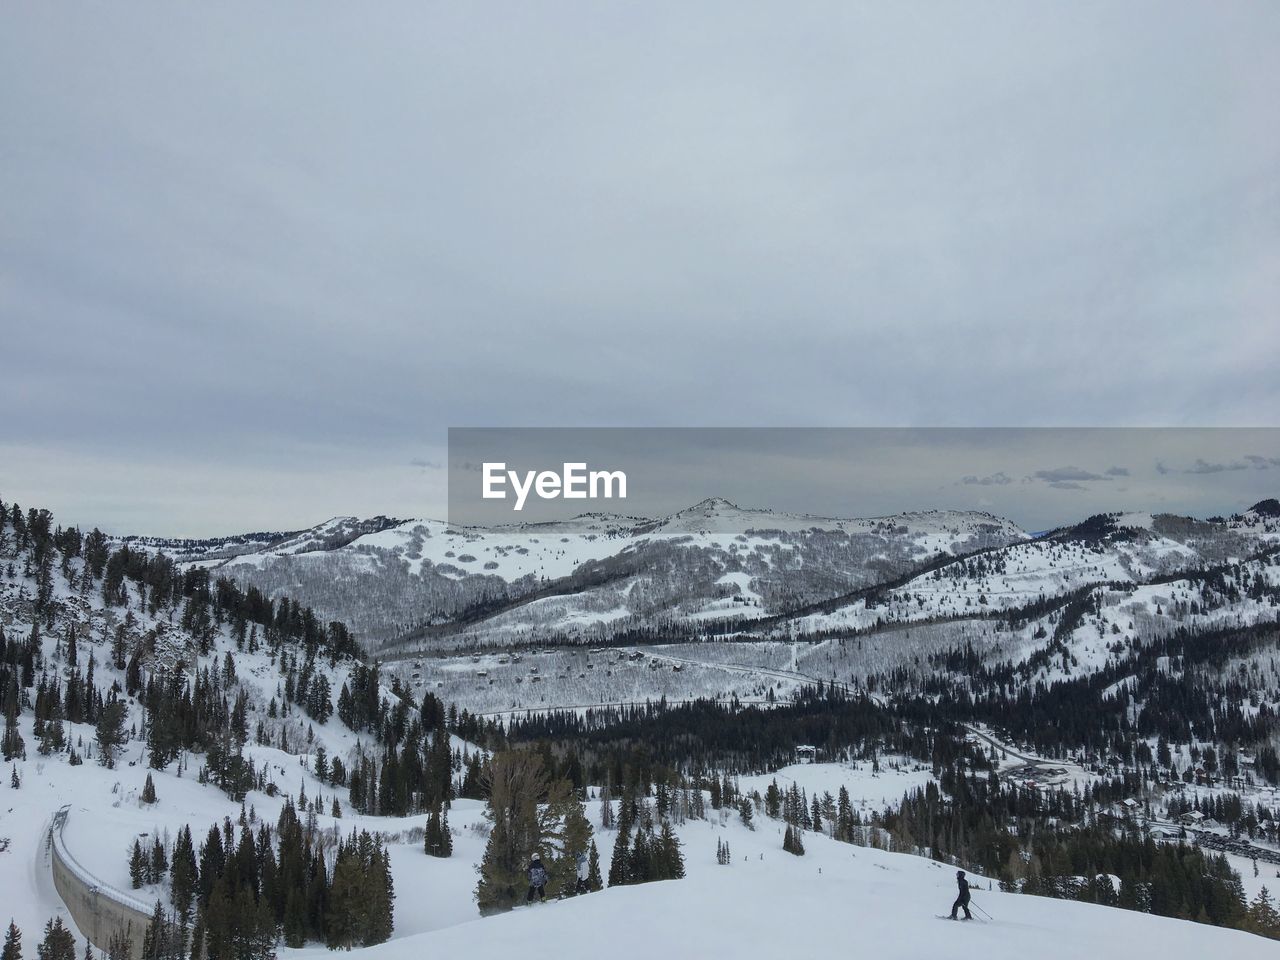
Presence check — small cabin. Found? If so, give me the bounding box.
[795,745,817,764]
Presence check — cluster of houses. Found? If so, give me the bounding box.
[1007,765,1074,792]
[402,645,696,690]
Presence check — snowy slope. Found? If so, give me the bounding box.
[349,859,1274,960]
[787,509,1280,640]
[192,500,1280,653]
[188,501,1027,646]
[301,799,1273,960]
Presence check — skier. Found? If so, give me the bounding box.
[527,854,548,903]
[949,869,972,920]
[574,850,590,894]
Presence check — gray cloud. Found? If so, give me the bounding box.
[1049,481,1087,490]
[1244,455,1280,469]
[961,471,1014,486]
[1105,466,1130,477]
[1031,466,1108,483]
[1186,458,1250,474]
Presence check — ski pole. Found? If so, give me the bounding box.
[970,899,993,921]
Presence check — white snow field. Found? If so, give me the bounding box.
[294,811,1276,960]
[337,865,1275,960]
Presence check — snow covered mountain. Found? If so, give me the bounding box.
[164,500,1028,647]
[96,494,1280,734]
[162,498,1279,676]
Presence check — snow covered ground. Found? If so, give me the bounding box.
[739,757,936,815]
[0,712,487,945]
[338,857,1276,960]
[6,737,1276,959]
[308,799,1277,960]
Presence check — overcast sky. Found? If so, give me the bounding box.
[2,3,1277,536]
[447,427,1280,530]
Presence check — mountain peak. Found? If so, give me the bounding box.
[681,497,745,513]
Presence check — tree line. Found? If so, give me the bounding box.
[125,798,394,958]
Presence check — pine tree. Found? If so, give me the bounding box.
[95,699,127,768]
[716,838,732,865]
[2,679,24,762]
[628,828,650,884]
[282,890,306,949]
[199,876,233,960]
[607,813,631,887]
[1248,886,1280,939]
[326,842,365,949]
[783,824,805,856]
[2,921,22,960]
[658,819,685,879]
[168,826,197,920]
[130,840,147,888]
[35,920,73,960]
[424,811,444,858]
[248,885,277,960]
[599,778,614,829]
[550,791,593,897]
[105,931,129,960]
[586,840,603,891]
[141,773,157,804]
[765,780,781,819]
[475,751,555,915]
[837,786,854,843]
[140,902,177,960]
[738,798,754,830]
[150,838,167,883]
[364,843,395,946]
[8,765,18,790]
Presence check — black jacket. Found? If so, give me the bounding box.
[956,876,970,902]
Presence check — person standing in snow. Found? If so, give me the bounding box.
[574,851,590,894]
[949,870,972,920]
[527,855,548,903]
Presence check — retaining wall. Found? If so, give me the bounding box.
[47,806,153,960]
